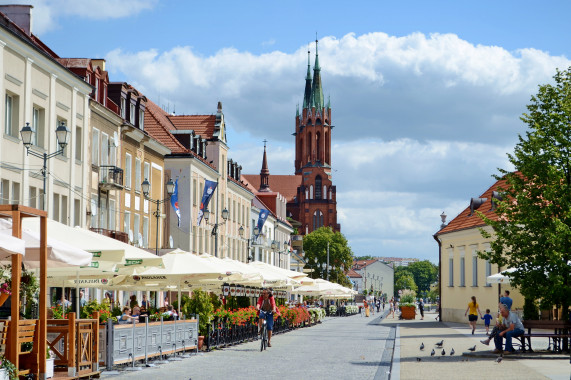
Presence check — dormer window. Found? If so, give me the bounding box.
[120,98,126,119]
[469,197,487,216]
[94,79,99,101]
[491,191,503,210]
[139,109,144,130]
[129,103,135,124]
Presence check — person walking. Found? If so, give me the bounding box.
[418,298,425,320]
[465,296,483,334]
[389,298,395,319]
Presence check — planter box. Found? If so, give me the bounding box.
[46,358,55,378]
[0,369,8,380]
[400,305,416,320]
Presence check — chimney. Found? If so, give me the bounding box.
[0,5,33,36]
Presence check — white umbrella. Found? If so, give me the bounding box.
[487,268,517,284]
[0,233,25,258]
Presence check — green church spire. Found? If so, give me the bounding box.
[311,39,324,109]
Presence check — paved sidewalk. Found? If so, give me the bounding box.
[381,311,570,380]
[103,314,393,380]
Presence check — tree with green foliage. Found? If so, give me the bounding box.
[478,67,571,314]
[354,255,374,261]
[407,261,438,294]
[182,288,213,337]
[395,273,417,296]
[303,227,353,287]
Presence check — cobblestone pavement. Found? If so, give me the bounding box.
[103,312,394,380]
[381,310,571,380]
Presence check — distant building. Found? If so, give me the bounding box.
[351,259,394,298]
[378,257,419,267]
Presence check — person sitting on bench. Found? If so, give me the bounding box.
[492,303,524,354]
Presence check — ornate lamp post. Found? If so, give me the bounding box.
[20,121,70,210]
[142,178,175,255]
[238,225,259,262]
[204,206,229,257]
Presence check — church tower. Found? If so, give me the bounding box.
[292,40,339,234]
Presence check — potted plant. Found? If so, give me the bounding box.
[182,288,213,350]
[46,348,54,379]
[399,289,417,320]
[0,356,18,380]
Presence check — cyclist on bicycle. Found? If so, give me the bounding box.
[256,288,277,347]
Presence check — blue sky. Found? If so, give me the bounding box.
[21,0,571,262]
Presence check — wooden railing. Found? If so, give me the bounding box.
[46,312,99,377]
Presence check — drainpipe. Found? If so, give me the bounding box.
[433,234,442,322]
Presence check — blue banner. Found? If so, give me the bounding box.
[170,179,181,227]
[197,179,217,226]
[256,209,270,236]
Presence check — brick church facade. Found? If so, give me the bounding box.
[244,41,340,235]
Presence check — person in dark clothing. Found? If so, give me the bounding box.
[418,298,425,320]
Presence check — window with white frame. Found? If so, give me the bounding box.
[448,255,454,287]
[109,199,116,231]
[134,214,140,246]
[130,103,135,124]
[101,133,109,166]
[460,256,465,286]
[90,194,98,228]
[121,98,126,119]
[139,109,144,130]
[193,179,197,206]
[124,211,131,234]
[92,128,100,166]
[143,217,149,248]
[485,260,492,286]
[29,186,37,209]
[32,106,45,147]
[53,194,60,222]
[125,153,132,188]
[472,254,478,287]
[61,195,68,225]
[11,182,20,205]
[143,162,150,187]
[4,93,19,137]
[0,180,8,205]
[75,126,82,161]
[135,158,141,192]
[74,199,80,227]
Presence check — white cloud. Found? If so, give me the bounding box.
[106,32,570,146]
[10,0,158,35]
[102,31,566,261]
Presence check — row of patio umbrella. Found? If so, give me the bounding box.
[0,218,356,305]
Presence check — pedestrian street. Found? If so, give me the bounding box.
[105,311,394,380]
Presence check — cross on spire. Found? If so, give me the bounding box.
[263,139,268,149]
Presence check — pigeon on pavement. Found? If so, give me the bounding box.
[435,340,444,347]
[441,349,446,355]
[431,349,435,356]
[496,356,503,363]
[468,345,476,351]
[416,357,422,362]
[420,342,424,350]
[450,348,455,356]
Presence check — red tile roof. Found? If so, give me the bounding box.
[436,177,507,235]
[242,174,301,202]
[346,269,362,278]
[353,259,378,270]
[168,115,216,139]
[144,100,189,154]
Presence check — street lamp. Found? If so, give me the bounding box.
[20,121,70,210]
[274,240,289,268]
[238,225,259,262]
[142,178,175,255]
[203,206,229,257]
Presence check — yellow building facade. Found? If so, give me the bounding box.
[435,178,524,323]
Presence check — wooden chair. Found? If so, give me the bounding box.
[6,319,40,377]
[0,321,8,356]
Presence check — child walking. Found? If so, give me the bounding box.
[482,309,493,335]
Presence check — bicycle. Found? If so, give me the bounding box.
[259,310,272,351]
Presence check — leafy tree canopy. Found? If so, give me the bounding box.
[407,261,438,293]
[478,67,571,311]
[395,273,417,296]
[303,227,353,287]
[354,255,374,261]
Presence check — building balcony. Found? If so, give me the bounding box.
[99,165,124,190]
[291,235,303,248]
[89,228,129,244]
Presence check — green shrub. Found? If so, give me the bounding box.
[182,288,213,337]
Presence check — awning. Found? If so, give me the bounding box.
[486,268,516,284]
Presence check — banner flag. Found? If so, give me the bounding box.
[170,179,181,227]
[197,179,217,226]
[256,209,270,236]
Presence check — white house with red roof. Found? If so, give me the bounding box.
[351,259,394,298]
